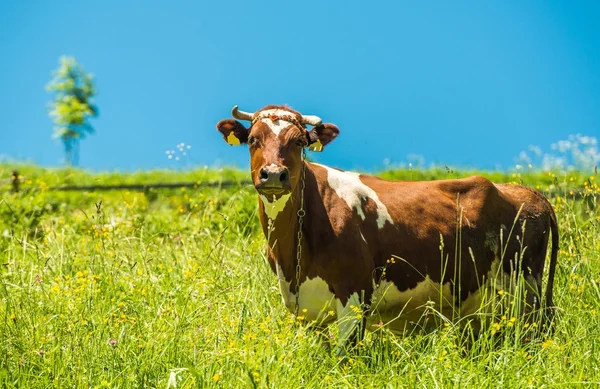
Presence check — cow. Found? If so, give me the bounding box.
[216,104,559,356]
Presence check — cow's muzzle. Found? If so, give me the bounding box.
[256,165,291,194]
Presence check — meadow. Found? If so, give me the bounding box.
[0,163,598,388]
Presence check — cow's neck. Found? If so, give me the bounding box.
[258,161,315,279]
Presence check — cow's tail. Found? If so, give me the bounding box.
[544,203,559,325]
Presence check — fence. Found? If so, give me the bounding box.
[1,170,252,194]
[1,170,597,201]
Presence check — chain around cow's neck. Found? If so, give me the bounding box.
[294,147,307,317]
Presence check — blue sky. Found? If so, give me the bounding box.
[1,1,599,172]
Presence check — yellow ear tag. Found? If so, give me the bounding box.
[226,132,241,146]
[308,139,323,152]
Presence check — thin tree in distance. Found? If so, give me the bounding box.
[47,56,98,167]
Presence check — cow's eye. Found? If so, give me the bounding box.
[247,136,256,146]
[295,138,305,147]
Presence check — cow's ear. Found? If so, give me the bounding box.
[307,123,339,152]
[217,119,249,146]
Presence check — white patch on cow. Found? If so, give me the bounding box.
[366,258,521,331]
[258,109,296,136]
[336,292,362,350]
[372,277,453,312]
[314,164,393,229]
[458,257,530,319]
[276,264,336,323]
[457,288,484,318]
[367,257,535,333]
[369,276,454,332]
[276,265,367,351]
[460,258,501,315]
[259,193,291,220]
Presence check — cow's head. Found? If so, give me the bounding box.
[217,105,339,197]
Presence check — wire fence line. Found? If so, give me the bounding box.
[1,170,597,201]
[1,170,252,194]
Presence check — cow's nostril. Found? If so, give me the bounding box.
[259,168,269,182]
[279,170,288,184]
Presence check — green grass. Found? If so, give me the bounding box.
[0,163,599,388]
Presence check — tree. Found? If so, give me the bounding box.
[47,56,98,167]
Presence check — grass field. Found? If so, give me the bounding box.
[0,163,599,388]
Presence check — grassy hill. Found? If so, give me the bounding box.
[0,163,598,388]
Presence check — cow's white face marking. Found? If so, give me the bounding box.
[259,193,291,219]
[315,164,393,229]
[258,109,296,136]
[276,264,336,323]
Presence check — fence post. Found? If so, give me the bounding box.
[11,170,20,193]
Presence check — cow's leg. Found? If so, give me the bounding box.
[524,274,542,311]
[335,290,369,358]
[512,215,553,330]
[521,231,550,328]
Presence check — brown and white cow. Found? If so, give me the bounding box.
[216,104,559,355]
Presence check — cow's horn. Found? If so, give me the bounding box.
[301,115,322,126]
[231,105,255,121]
